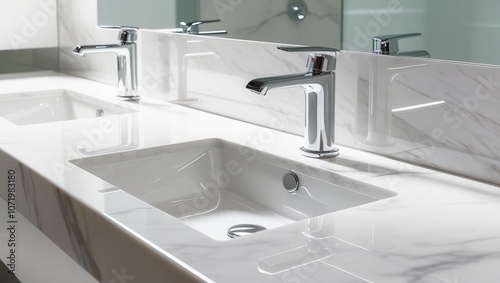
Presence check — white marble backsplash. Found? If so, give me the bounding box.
[355,53,500,185]
[57,0,500,186]
[139,31,352,142]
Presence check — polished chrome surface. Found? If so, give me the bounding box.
[227,224,267,239]
[288,0,308,21]
[180,19,227,35]
[373,33,430,58]
[283,172,299,193]
[72,26,140,101]
[246,46,340,158]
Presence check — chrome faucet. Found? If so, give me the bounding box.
[180,19,227,35]
[72,26,140,101]
[373,33,430,58]
[362,33,429,146]
[246,46,340,158]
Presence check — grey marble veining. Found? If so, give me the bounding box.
[55,189,102,278]
[57,2,500,186]
[137,29,500,185]
[2,73,500,282]
[0,146,205,283]
[199,0,341,48]
[141,31,307,137]
[140,30,357,148]
[355,53,500,185]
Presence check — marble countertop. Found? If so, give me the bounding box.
[1,72,499,283]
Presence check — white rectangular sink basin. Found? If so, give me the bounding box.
[0,89,133,125]
[71,139,397,241]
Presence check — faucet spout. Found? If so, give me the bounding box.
[246,46,340,158]
[373,33,430,58]
[72,44,131,57]
[247,73,309,96]
[72,45,85,56]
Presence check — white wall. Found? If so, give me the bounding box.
[0,0,58,50]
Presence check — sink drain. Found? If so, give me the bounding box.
[283,171,299,193]
[227,224,267,239]
[96,109,104,117]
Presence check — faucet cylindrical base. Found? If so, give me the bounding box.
[117,95,141,101]
[300,147,339,159]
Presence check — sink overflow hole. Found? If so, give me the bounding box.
[283,172,299,193]
[227,224,267,239]
[96,109,104,117]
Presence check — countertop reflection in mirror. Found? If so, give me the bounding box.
[98,0,342,50]
[98,0,500,66]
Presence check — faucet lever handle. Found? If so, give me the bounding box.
[373,32,422,55]
[98,25,139,43]
[278,46,340,72]
[180,19,227,35]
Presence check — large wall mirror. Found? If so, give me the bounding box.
[98,0,500,66]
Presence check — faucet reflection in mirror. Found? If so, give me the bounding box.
[179,19,227,35]
[247,46,340,158]
[259,214,335,275]
[72,26,141,101]
[372,33,430,58]
[362,33,430,146]
[78,114,139,156]
[171,39,220,105]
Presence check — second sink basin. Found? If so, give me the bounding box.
[71,139,397,241]
[0,89,133,125]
